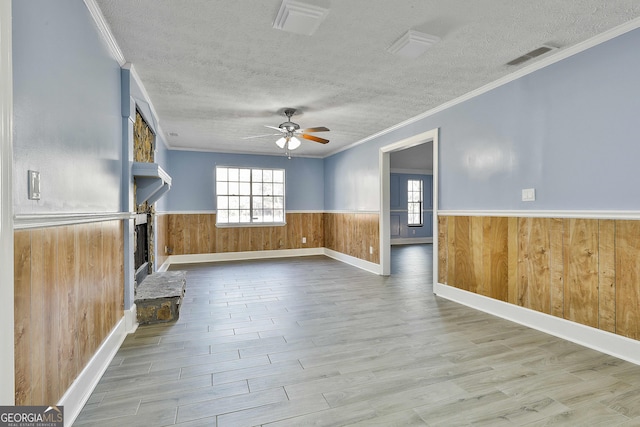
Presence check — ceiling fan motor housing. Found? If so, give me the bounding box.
[279,121,300,132]
[279,108,300,132]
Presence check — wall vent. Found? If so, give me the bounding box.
[506,45,555,66]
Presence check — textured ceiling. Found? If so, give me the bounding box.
[95,0,640,158]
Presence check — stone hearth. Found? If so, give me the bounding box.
[135,271,186,325]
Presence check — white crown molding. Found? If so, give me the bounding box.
[162,144,326,159]
[123,63,165,137]
[83,0,125,65]
[326,16,640,158]
[438,209,640,220]
[83,2,169,147]
[435,283,640,366]
[14,211,134,229]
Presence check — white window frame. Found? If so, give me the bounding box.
[407,179,423,226]
[215,166,286,227]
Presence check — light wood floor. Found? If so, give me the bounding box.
[75,245,640,426]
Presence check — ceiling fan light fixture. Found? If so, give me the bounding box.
[288,136,301,150]
[387,30,440,59]
[272,0,329,36]
[275,136,287,148]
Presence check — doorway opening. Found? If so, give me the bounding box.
[379,128,439,284]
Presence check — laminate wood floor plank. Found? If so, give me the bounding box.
[75,245,640,426]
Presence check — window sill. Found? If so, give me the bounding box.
[215,222,287,228]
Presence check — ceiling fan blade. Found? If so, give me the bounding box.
[301,126,330,133]
[302,134,329,144]
[242,133,281,140]
[264,125,284,132]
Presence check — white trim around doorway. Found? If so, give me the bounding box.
[0,0,14,405]
[379,128,439,278]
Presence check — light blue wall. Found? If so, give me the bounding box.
[325,27,640,212]
[324,142,380,211]
[390,173,433,238]
[164,151,324,211]
[12,0,122,214]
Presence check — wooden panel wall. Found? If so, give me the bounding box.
[324,213,380,264]
[162,213,325,255]
[439,215,640,341]
[442,216,508,301]
[159,212,379,264]
[14,221,124,405]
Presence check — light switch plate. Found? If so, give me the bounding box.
[28,170,41,200]
[522,188,535,202]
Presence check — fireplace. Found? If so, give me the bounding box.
[134,213,151,286]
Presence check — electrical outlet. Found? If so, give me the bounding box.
[522,188,536,202]
[302,237,307,244]
[369,246,374,255]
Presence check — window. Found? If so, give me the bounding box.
[216,166,285,225]
[407,179,423,226]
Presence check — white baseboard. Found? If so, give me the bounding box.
[167,248,324,265]
[124,304,138,334]
[322,248,382,275]
[163,247,383,275]
[391,237,433,245]
[157,259,170,272]
[58,313,130,427]
[434,283,640,366]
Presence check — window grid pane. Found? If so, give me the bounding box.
[408,179,423,226]
[216,166,285,225]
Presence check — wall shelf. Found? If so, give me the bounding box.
[132,162,172,205]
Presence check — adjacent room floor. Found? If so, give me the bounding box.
[75,245,640,426]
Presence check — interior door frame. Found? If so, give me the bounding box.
[0,0,15,405]
[379,128,439,280]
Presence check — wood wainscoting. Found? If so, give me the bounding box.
[157,212,379,264]
[324,212,379,264]
[438,215,640,341]
[161,213,324,255]
[14,221,124,405]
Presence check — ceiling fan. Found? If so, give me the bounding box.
[244,108,330,151]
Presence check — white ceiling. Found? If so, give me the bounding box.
[95,0,640,158]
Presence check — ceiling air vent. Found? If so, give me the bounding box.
[273,0,329,36]
[388,30,440,59]
[506,45,555,66]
